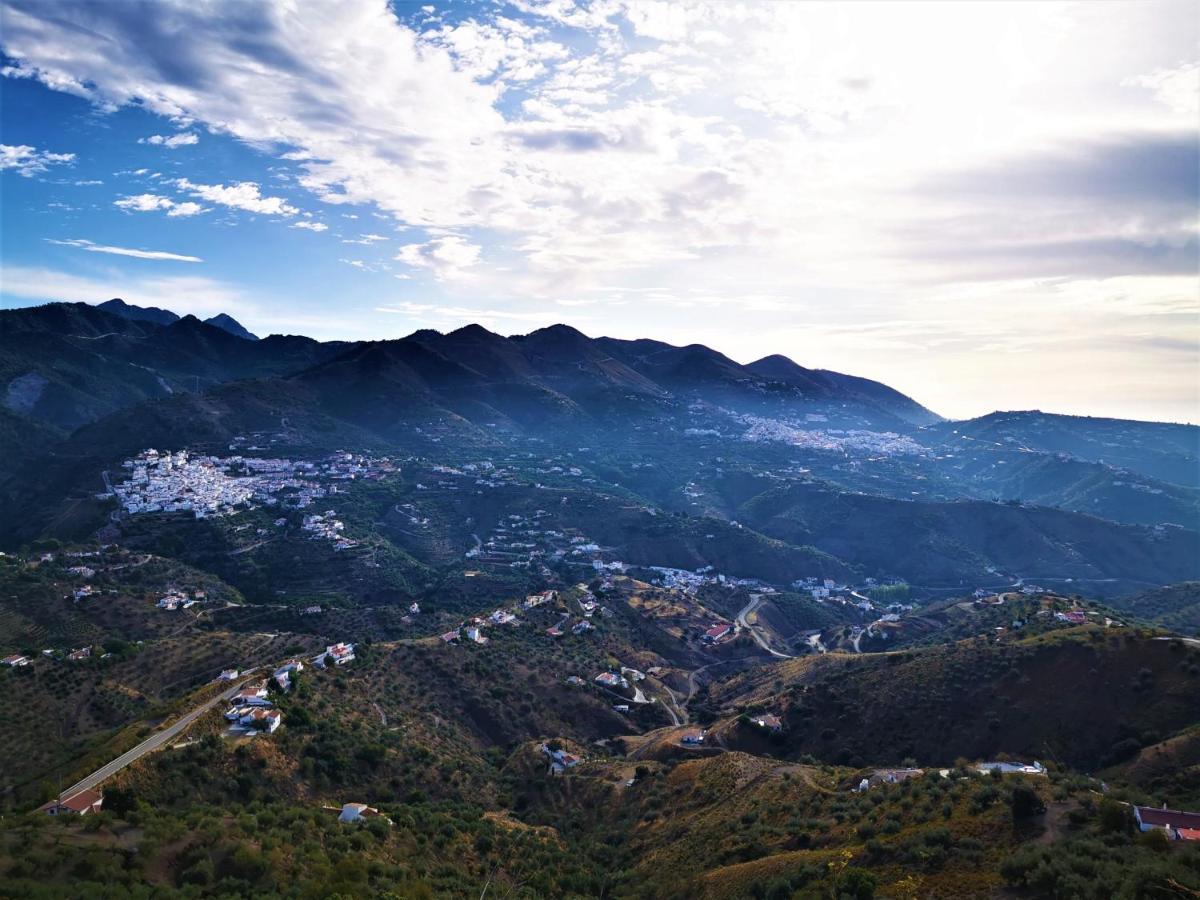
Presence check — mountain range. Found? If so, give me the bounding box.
[1,299,1197,589]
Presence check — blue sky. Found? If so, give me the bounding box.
[1,0,1197,422]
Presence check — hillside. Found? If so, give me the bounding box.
[709,628,1200,770]
[735,482,1200,591]
[1111,582,1200,635]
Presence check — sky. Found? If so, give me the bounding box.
[0,0,1197,423]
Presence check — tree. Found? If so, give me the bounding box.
[837,867,876,899]
[1010,785,1045,821]
[1098,798,1130,834]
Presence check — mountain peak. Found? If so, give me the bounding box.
[204,313,259,340]
[447,323,501,340]
[96,298,180,326]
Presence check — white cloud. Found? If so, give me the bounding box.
[167,201,206,218]
[114,193,172,212]
[395,235,480,280]
[291,220,328,232]
[1123,62,1200,117]
[0,143,74,177]
[46,237,202,262]
[2,0,1198,420]
[139,132,200,148]
[174,178,298,216]
[342,233,388,244]
[114,193,207,217]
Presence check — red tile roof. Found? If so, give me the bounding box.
[62,790,102,812]
[1137,806,1200,829]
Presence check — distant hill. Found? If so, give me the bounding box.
[1112,582,1200,635]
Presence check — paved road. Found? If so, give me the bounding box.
[735,594,793,659]
[57,674,257,801]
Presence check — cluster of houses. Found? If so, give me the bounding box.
[856,760,1048,792]
[6,646,97,667]
[441,589,594,646]
[110,449,396,521]
[224,684,283,734]
[737,416,926,456]
[302,510,358,551]
[650,565,774,595]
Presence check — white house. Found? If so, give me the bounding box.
[977,761,1046,776]
[240,708,282,733]
[338,802,391,824]
[322,642,356,666]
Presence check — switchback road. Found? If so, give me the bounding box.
[736,594,793,658]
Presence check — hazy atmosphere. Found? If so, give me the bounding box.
[1,0,1197,422]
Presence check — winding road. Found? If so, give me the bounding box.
[735,594,794,658]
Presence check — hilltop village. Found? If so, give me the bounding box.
[108,449,397,518]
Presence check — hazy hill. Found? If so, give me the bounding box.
[922,410,1200,489]
[736,482,1200,590]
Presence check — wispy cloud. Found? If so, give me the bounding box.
[46,237,202,262]
[291,220,328,232]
